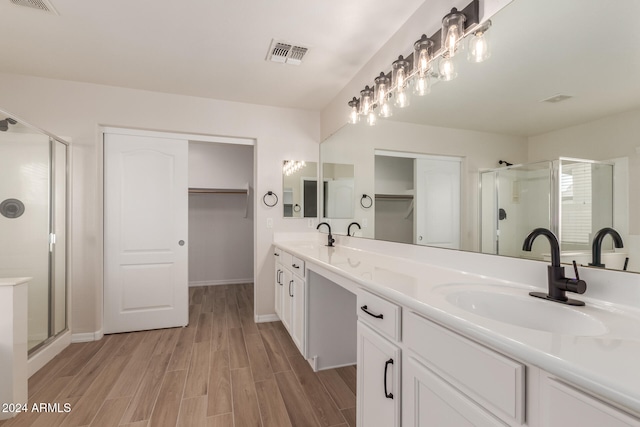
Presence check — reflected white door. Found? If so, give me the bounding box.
[414,157,461,249]
[326,179,355,218]
[104,132,188,333]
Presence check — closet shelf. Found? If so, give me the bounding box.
[188,183,250,218]
[375,193,414,200]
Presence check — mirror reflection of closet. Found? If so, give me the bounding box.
[282,160,318,218]
[0,111,68,354]
[322,163,355,219]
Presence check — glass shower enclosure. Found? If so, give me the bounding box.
[0,111,68,354]
[480,158,614,262]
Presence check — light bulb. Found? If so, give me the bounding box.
[367,111,376,126]
[395,89,410,108]
[414,73,430,96]
[378,102,392,118]
[396,68,405,88]
[442,8,466,57]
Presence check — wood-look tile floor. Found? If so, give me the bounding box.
[0,284,357,427]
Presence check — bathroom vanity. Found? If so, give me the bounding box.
[272,235,640,427]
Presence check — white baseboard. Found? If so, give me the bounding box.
[255,314,279,323]
[71,329,104,343]
[189,278,253,287]
[28,331,71,377]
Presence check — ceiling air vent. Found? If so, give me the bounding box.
[10,0,58,14]
[266,39,309,66]
[540,94,573,104]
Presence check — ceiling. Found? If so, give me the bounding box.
[387,0,640,136]
[0,0,427,111]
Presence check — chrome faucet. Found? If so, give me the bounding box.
[317,222,335,247]
[522,228,587,306]
[347,221,361,237]
[589,227,624,268]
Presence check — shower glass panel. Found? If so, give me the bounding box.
[480,161,552,259]
[0,112,68,353]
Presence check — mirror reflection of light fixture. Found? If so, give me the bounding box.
[468,20,491,63]
[346,0,484,124]
[439,52,457,81]
[392,55,411,108]
[442,7,466,57]
[348,97,359,124]
[283,160,307,176]
[413,34,434,96]
[374,72,392,118]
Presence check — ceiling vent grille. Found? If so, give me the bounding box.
[10,0,58,14]
[541,94,573,104]
[266,39,309,65]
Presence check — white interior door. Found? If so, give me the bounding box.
[414,157,461,249]
[326,179,355,218]
[104,132,189,333]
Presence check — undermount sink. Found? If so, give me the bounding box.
[442,285,608,336]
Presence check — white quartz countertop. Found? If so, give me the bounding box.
[274,240,640,415]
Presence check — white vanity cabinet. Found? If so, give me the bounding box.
[403,311,525,427]
[357,289,402,427]
[273,248,306,356]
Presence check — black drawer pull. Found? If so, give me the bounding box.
[384,358,394,399]
[274,253,280,256]
[277,270,283,285]
[289,280,294,297]
[361,305,383,319]
[292,263,300,269]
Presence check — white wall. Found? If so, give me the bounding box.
[0,72,320,335]
[188,142,254,286]
[0,132,50,345]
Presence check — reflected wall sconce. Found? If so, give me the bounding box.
[347,0,489,125]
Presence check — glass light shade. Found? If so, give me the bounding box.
[442,8,466,57]
[413,35,434,75]
[392,55,411,89]
[347,97,359,124]
[439,53,457,81]
[468,23,491,63]
[395,88,410,108]
[374,72,393,118]
[360,86,373,116]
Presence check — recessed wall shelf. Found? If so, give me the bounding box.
[188,183,249,217]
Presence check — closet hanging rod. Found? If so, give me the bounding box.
[375,194,414,200]
[188,188,248,194]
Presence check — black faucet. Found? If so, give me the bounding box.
[317,222,335,247]
[522,228,587,306]
[589,227,624,268]
[347,222,361,237]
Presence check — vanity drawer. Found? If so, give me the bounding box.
[291,256,305,278]
[357,289,401,342]
[280,250,293,267]
[405,312,525,425]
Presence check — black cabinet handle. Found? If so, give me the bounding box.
[289,280,294,297]
[277,270,282,285]
[361,305,384,319]
[292,263,300,269]
[384,358,394,399]
[274,253,280,256]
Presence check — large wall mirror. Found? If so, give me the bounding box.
[320,0,640,273]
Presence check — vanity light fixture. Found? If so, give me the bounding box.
[283,160,307,176]
[442,8,467,57]
[346,0,488,125]
[468,20,492,63]
[348,97,360,124]
[392,56,411,108]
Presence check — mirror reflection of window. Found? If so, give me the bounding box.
[282,161,318,218]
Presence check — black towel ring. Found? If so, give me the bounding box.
[263,191,278,207]
[293,204,301,212]
[360,194,373,209]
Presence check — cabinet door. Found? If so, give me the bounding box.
[403,356,507,427]
[274,262,284,320]
[281,268,293,332]
[291,275,305,355]
[357,321,400,427]
[541,376,640,427]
